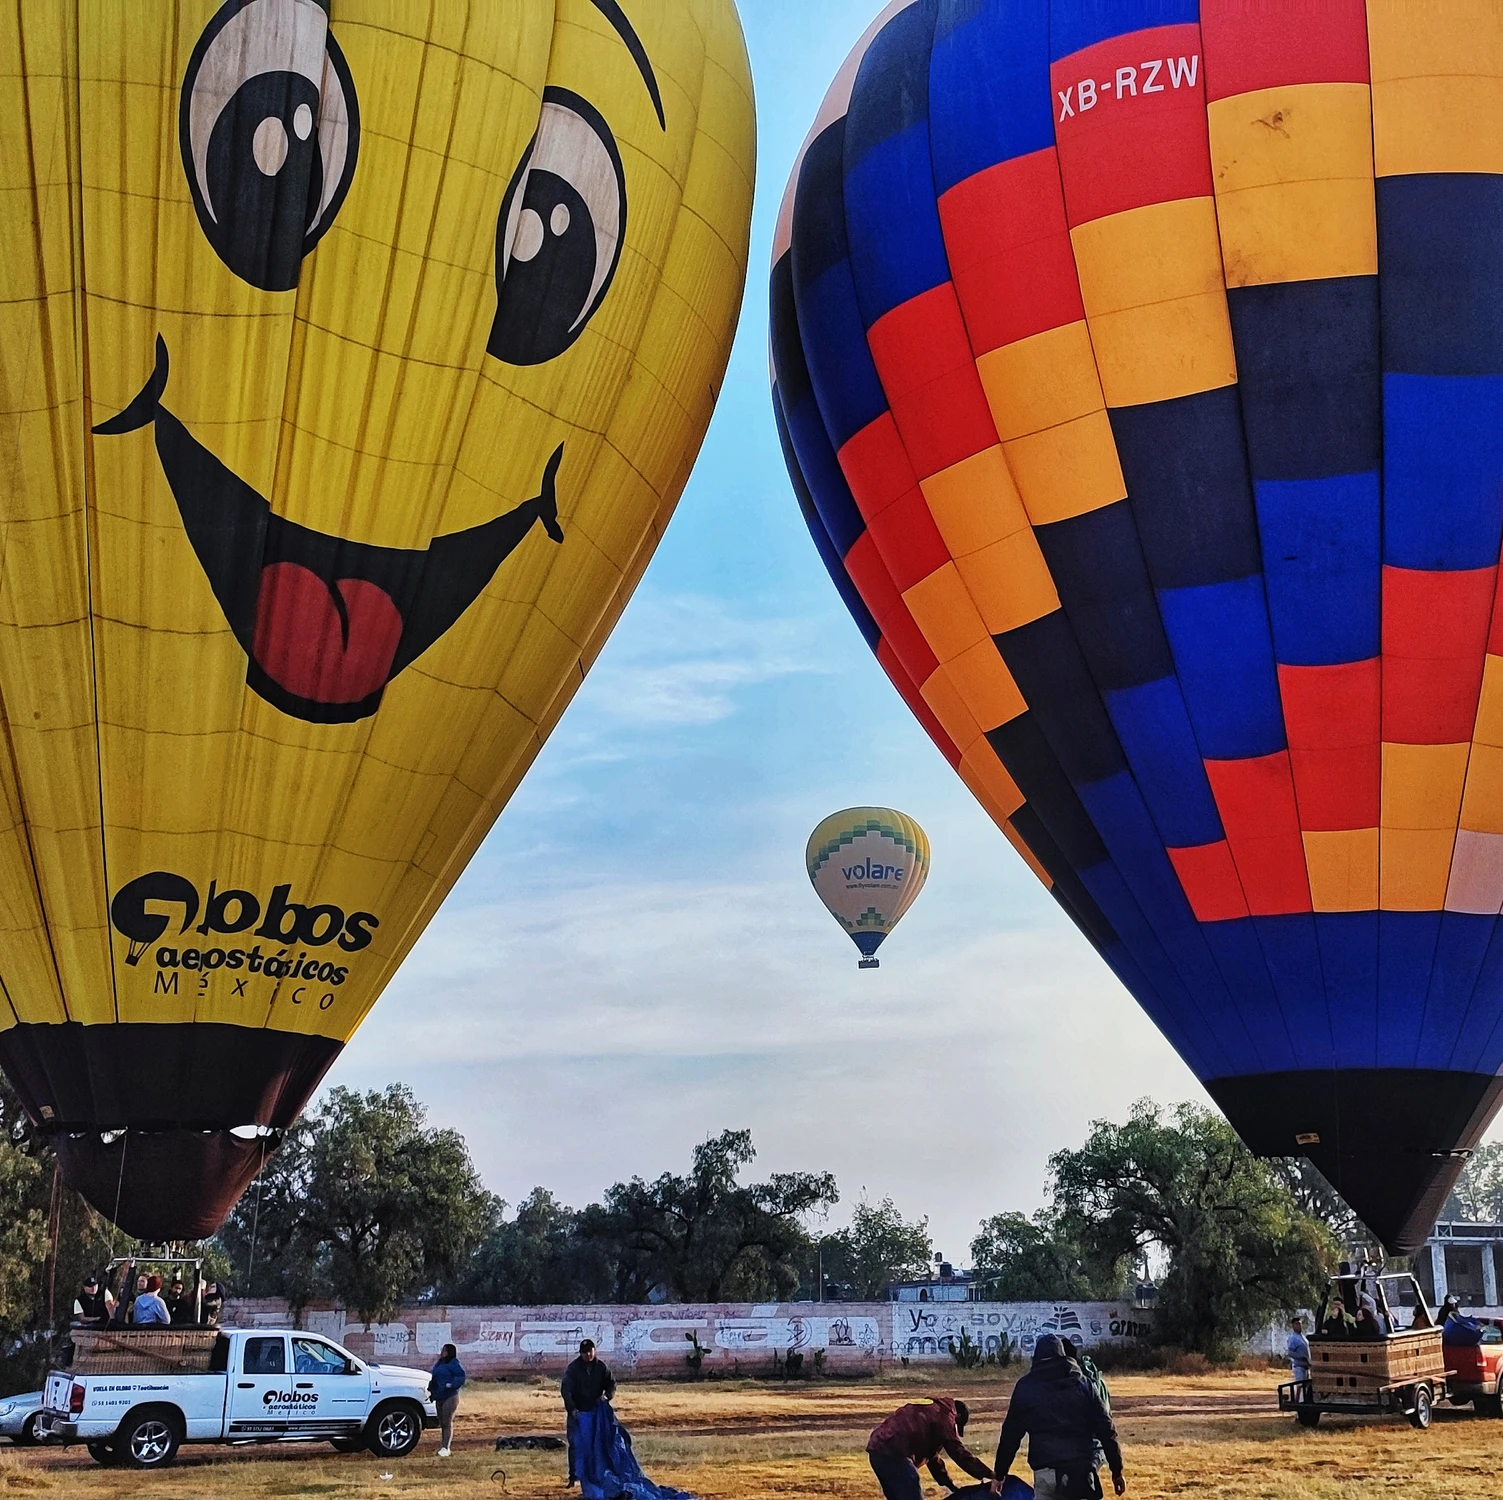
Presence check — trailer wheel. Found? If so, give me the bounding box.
[330,1436,365,1453]
[1296,1406,1321,1428]
[86,1439,121,1465]
[1409,1385,1433,1430]
[1478,1392,1502,1418]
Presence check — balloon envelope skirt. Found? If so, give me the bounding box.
[770,0,1503,1252]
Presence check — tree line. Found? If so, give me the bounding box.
[0,1076,1356,1365]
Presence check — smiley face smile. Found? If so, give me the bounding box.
[95,336,565,725]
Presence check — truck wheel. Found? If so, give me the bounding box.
[1296,1407,1321,1429]
[1409,1385,1433,1431]
[118,1408,183,1468]
[86,1439,121,1465]
[1478,1393,1502,1418]
[366,1401,423,1459]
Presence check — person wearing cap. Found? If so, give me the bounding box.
[72,1274,113,1329]
[991,1334,1124,1499]
[866,1396,993,1498]
[561,1339,616,1489]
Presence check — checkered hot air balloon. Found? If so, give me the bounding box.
[770,0,1503,1254]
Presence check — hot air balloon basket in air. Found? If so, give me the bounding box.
[771,0,1503,1254]
[0,0,755,1239]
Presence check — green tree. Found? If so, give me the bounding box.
[217,1085,490,1325]
[969,1210,1117,1301]
[0,1135,47,1332]
[589,1129,837,1302]
[1049,1100,1333,1360]
[217,1118,334,1308]
[1442,1141,1503,1223]
[444,1188,615,1305]
[822,1196,932,1298]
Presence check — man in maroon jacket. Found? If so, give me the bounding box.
[867,1395,994,1498]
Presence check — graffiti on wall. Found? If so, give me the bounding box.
[224,1299,1149,1375]
[891,1302,1149,1359]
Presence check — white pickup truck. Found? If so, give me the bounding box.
[39,1327,437,1469]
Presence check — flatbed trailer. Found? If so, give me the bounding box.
[1278,1271,1447,1429]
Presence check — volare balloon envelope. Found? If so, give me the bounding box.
[807,808,930,967]
[0,0,754,1239]
[771,0,1503,1253]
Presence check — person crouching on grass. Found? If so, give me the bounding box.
[428,1342,467,1458]
[867,1396,993,1498]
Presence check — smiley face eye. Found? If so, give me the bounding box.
[488,88,627,367]
[180,0,360,293]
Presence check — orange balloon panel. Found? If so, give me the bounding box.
[0,0,754,1238]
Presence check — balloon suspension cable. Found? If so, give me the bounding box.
[44,1161,62,1330]
[110,1129,129,1257]
[246,1135,270,1290]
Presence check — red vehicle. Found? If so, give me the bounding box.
[1445,1321,1503,1416]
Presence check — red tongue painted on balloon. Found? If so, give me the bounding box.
[253,563,403,706]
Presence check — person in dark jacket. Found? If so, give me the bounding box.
[200,1281,225,1327]
[991,1335,1125,1499]
[562,1339,616,1488]
[867,1396,993,1498]
[428,1343,467,1457]
[165,1278,193,1325]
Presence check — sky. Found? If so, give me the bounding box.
[332,0,1209,1266]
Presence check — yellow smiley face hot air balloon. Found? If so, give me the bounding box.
[0,0,754,1239]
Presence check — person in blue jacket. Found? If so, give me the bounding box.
[428,1342,467,1457]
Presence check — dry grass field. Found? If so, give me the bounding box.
[4,1366,1502,1499]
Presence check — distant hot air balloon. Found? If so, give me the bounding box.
[807,808,930,968]
[771,0,1503,1253]
[0,0,754,1240]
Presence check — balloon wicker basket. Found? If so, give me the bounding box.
[858,958,880,970]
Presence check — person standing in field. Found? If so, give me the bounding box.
[1286,1318,1311,1385]
[562,1339,616,1489]
[428,1342,467,1458]
[991,1334,1124,1498]
[1060,1337,1113,1482]
[866,1396,993,1498]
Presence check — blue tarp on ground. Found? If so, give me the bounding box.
[572,1403,697,1500]
[953,1481,1034,1499]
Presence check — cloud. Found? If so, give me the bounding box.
[583,593,827,726]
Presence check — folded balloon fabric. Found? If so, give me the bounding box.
[954,1481,1034,1499]
[573,1403,697,1500]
